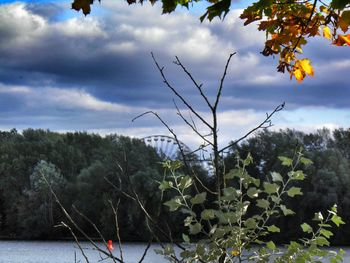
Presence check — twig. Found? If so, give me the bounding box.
[138,241,152,263]
[218,102,285,154]
[59,222,90,263]
[132,111,190,169]
[109,199,123,262]
[72,205,118,263]
[173,100,213,146]
[213,52,236,111]
[174,56,213,111]
[151,52,213,130]
[39,171,122,263]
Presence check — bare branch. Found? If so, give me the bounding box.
[109,199,123,262]
[213,52,236,110]
[104,176,136,201]
[72,205,118,263]
[138,241,152,263]
[38,171,122,263]
[218,102,285,154]
[173,100,213,147]
[132,111,190,168]
[151,52,213,130]
[174,56,213,111]
[58,222,90,263]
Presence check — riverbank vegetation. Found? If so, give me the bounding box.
[0,127,349,245]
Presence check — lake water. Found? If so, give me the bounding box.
[0,241,349,263]
[0,241,164,263]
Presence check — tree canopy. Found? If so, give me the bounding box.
[72,0,350,82]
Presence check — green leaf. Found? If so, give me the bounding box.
[270,195,280,205]
[315,236,330,246]
[164,244,174,255]
[184,216,193,226]
[289,170,305,180]
[266,241,276,250]
[313,212,324,221]
[318,223,332,228]
[300,157,313,166]
[201,209,215,220]
[256,199,270,209]
[330,0,350,9]
[287,187,302,197]
[267,225,280,233]
[247,187,259,198]
[263,182,279,194]
[244,152,253,166]
[182,233,190,243]
[189,222,202,235]
[331,215,345,227]
[280,204,295,216]
[320,229,333,239]
[190,192,207,205]
[159,180,173,191]
[253,178,260,187]
[278,156,293,166]
[244,218,257,229]
[331,204,338,213]
[164,197,182,211]
[154,248,164,255]
[161,0,181,14]
[301,222,313,233]
[200,0,231,22]
[271,172,283,182]
[222,187,238,201]
[179,176,193,190]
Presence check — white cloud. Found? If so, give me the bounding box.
[0,3,47,48]
[0,84,32,94]
[53,17,107,38]
[40,88,131,112]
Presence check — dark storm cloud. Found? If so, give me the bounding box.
[0,1,349,118]
[26,2,63,21]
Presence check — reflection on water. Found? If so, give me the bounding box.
[0,241,165,263]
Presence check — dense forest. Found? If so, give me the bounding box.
[0,128,350,245]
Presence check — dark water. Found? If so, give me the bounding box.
[0,241,349,263]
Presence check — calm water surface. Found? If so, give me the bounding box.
[0,241,165,263]
[1,241,349,263]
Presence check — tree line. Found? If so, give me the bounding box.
[0,128,350,245]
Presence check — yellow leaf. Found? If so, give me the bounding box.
[320,6,329,14]
[231,249,239,257]
[323,26,332,40]
[293,68,304,83]
[297,59,314,77]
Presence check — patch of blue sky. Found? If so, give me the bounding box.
[0,0,65,3]
[277,108,350,128]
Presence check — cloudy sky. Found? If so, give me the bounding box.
[0,0,349,150]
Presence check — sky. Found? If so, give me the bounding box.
[0,0,350,151]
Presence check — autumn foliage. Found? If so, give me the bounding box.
[72,0,350,82]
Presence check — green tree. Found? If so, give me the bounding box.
[18,160,66,238]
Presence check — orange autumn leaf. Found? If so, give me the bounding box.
[333,34,350,46]
[297,59,314,77]
[323,26,332,40]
